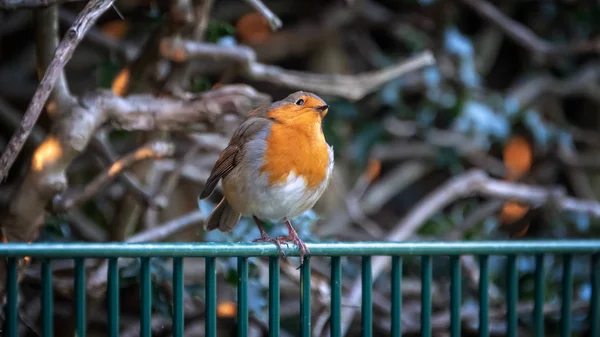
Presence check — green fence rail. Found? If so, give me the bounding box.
[1,240,599,337]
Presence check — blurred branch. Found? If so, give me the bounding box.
[89,132,157,206]
[244,0,282,30]
[87,210,206,299]
[52,141,176,212]
[339,169,600,334]
[459,0,600,62]
[160,39,436,100]
[0,0,80,8]
[0,0,115,181]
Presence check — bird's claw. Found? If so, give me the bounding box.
[252,234,287,258]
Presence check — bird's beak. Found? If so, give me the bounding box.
[315,104,329,116]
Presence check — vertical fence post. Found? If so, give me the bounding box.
[237,257,248,337]
[506,255,518,337]
[300,257,311,337]
[173,257,185,337]
[450,255,461,337]
[205,257,216,337]
[108,258,120,337]
[561,254,573,337]
[140,258,151,337]
[591,253,599,337]
[75,258,86,337]
[269,257,280,337]
[6,257,18,337]
[330,256,341,337]
[478,255,488,337]
[533,254,544,337]
[421,255,432,337]
[42,259,53,337]
[361,256,372,337]
[391,256,402,337]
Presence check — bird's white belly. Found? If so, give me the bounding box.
[223,170,326,221]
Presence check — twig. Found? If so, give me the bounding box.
[53,141,176,212]
[160,39,436,101]
[89,132,157,206]
[0,0,115,181]
[337,169,600,335]
[459,0,600,62]
[244,0,282,30]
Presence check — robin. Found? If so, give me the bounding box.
[198,91,334,261]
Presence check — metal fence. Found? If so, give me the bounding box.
[1,240,599,337]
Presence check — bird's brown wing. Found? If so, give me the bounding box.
[198,112,271,200]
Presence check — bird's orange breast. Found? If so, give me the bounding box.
[260,116,329,190]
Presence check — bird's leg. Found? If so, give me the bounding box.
[251,216,287,258]
[275,217,311,264]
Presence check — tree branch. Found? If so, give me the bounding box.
[244,0,282,30]
[459,0,600,62]
[53,141,176,212]
[160,39,436,101]
[0,0,115,181]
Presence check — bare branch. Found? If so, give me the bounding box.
[53,141,176,212]
[160,39,436,100]
[459,0,600,62]
[338,169,600,334]
[244,0,282,30]
[0,0,115,181]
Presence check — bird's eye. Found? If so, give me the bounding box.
[295,99,305,106]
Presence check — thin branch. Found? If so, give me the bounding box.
[0,0,115,181]
[53,141,176,212]
[89,132,157,206]
[338,169,600,334]
[160,39,436,101]
[244,0,282,30]
[459,0,600,62]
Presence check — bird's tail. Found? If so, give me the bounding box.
[204,197,241,232]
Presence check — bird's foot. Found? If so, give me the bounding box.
[252,233,289,258]
[274,232,310,266]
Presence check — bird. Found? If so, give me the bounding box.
[198,91,334,262]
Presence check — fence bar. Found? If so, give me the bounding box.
[5,257,18,337]
[269,257,280,337]
[590,253,599,337]
[391,256,402,337]
[140,258,151,337]
[421,255,432,337]
[362,256,373,337]
[75,258,86,337]
[533,254,544,337]
[450,256,461,337]
[205,257,216,337]
[506,255,518,337]
[1,241,599,257]
[237,257,248,337]
[173,257,185,337]
[42,259,53,337]
[108,257,120,337]
[479,255,488,337]
[560,254,572,337]
[330,256,341,337]
[300,257,311,337]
